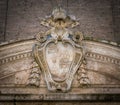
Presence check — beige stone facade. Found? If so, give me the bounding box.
[0,38,120,101]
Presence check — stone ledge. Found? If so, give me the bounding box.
[0,37,120,47]
[0,94,120,101]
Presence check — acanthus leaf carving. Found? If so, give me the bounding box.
[77,58,91,87]
[27,60,41,87]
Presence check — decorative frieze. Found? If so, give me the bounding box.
[0,52,32,65]
[86,52,120,65]
[0,51,120,66]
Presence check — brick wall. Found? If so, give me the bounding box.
[5,0,53,41]
[112,0,120,43]
[0,0,7,42]
[0,0,120,42]
[67,0,114,41]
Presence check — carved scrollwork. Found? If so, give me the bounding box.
[40,7,79,28]
[27,60,41,87]
[77,59,91,87]
[72,31,83,44]
[36,32,47,43]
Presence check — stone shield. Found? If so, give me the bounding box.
[33,37,83,92]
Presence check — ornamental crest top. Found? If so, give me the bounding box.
[41,7,79,28]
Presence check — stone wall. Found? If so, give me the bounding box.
[0,0,120,42]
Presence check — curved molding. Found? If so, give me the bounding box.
[0,38,120,89]
[86,52,120,65]
[0,51,32,65]
[0,51,119,66]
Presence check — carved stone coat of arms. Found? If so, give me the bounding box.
[29,7,88,92]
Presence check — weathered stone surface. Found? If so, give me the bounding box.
[0,1,120,104]
[0,39,120,101]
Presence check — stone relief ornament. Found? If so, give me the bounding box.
[77,59,91,87]
[32,7,88,92]
[27,60,41,87]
